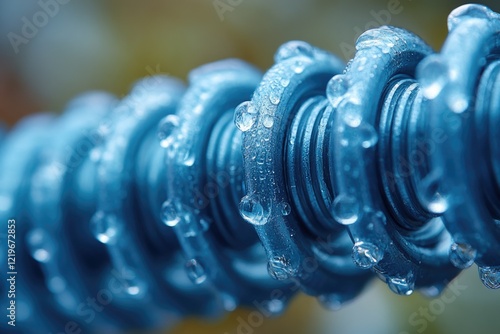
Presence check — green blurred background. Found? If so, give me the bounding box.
[1,1,499,333]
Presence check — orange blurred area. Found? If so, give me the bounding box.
[169,294,319,334]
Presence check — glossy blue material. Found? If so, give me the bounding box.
[1,4,499,332]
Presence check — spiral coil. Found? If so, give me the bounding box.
[1,4,500,333]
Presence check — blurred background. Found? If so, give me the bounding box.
[1,0,499,333]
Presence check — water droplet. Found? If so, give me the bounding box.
[239,193,271,226]
[182,151,196,167]
[26,228,54,263]
[199,218,211,232]
[48,276,67,294]
[160,200,180,227]
[331,194,359,225]
[447,91,469,114]
[185,258,207,285]
[448,4,492,31]
[292,60,305,74]
[262,114,274,128]
[326,75,349,108]
[449,242,476,269]
[126,285,141,296]
[274,41,314,62]
[269,92,281,105]
[358,122,378,148]
[343,110,362,128]
[262,299,285,316]
[365,209,387,227]
[419,172,449,214]
[419,56,448,99]
[234,101,258,132]
[280,78,290,87]
[221,293,237,311]
[388,274,415,295]
[478,266,500,289]
[268,256,296,280]
[121,275,146,297]
[90,211,121,244]
[280,202,291,216]
[89,147,101,162]
[420,284,446,298]
[158,115,180,148]
[318,294,344,311]
[352,241,383,269]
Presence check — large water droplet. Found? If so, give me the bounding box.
[388,274,415,295]
[449,242,476,269]
[90,211,121,244]
[280,202,291,216]
[26,228,53,263]
[318,294,344,311]
[269,92,281,105]
[268,256,293,280]
[352,241,383,269]
[160,200,181,227]
[182,150,196,167]
[447,90,469,114]
[326,75,349,108]
[478,266,500,289]
[262,114,274,128]
[158,115,180,148]
[274,41,314,62]
[185,258,207,285]
[239,193,271,226]
[234,101,257,132]
[331,194,359,225]
[419,56,448,99]
[292,60,305,74]
[280,78,290,87]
